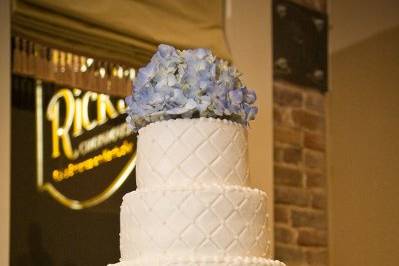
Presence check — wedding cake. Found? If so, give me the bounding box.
[108,45,285,266]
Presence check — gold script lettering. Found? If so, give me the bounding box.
[46,89,77,159]
[46,88,126,160]
[97,94,118,125]
[82,92,98,131]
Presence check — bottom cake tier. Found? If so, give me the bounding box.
[108,256,285,266]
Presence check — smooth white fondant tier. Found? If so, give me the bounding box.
[109,256,285,266]
[120,186,270,261]
[136,118,249,189]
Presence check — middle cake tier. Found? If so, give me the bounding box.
[120,185,270,261]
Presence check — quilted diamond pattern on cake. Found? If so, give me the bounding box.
[209,127,235,153]
[210,195,235,220]
[180,155,206,179]
[181,125,207,149]
[167,119,193,138]
[211,225,235,250]
[196,208,220,233]
[109,256,285,266]
[168,141,192,165]
[225,211,246,235]
[195,141,219,165]
[180,225,206,248]
[136,119,249,188]
[120,186,269,260]
[156,127,176,151]
[179,194,207,220]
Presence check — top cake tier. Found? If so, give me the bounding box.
[136,118,249,189]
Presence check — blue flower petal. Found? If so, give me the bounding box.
[126,44,258,131]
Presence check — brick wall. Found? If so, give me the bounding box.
[273,80,327,265]
[272,3,328,264]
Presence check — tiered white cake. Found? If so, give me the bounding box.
[109,118,284,266]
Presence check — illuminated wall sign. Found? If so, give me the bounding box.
[35,81,137,210]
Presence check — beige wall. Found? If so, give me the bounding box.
[329,0,399,52]
[225,0,274,254]
[328,26,399,266]
[0,0,11,264]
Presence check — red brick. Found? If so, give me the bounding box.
[298,229,327,247]
[304,131,325,151]
[305,91,325,114]
[275,187,310,207]
[292,209,327,229]
[273,107,283,124]
[275,146,302,165]
[274,126,302,146]
[312,191,327,210]
[274,165,303,187]
[306,171,326,188]
[275,244,306,264]
[305,151,325,171]
[283,146,302,165]
[292,109,324,132]
[274,205,290,224]
[275,107,296,128]
[274,146,283,163]
[274,106,283,125]
[274,85,303,107]
[275,225,296,244]
[306,248,328,266]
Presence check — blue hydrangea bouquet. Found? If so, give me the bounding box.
[126,44,258,132]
